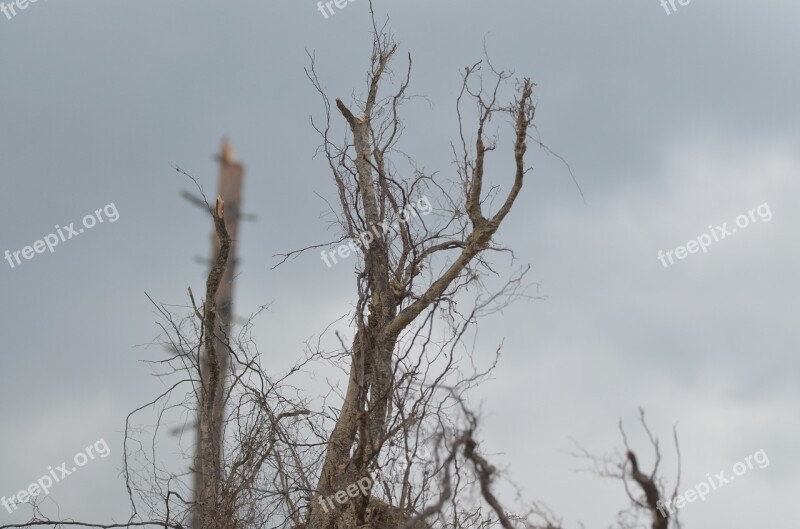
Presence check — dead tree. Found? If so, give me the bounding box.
[570,408,682,529]
[296,19,539,529]
[191,139,245,529]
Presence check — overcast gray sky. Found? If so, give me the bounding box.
[1,0,798,527]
